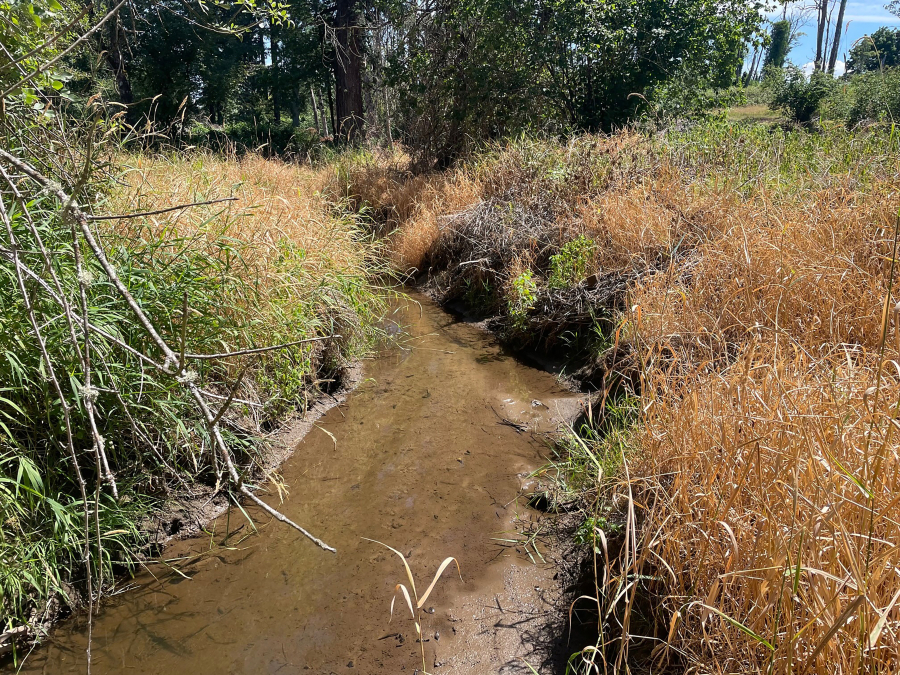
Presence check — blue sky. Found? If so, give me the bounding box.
[777,1,900,75]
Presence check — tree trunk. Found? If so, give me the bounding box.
[748,47,763,82]
[103,14,133,105]
[333,0,364,142]
[271,23,281,124]
[310,86,322,135]
[326,79,336,138]
[815,0,828,70]
[383,88,392,146]
[827,0,848,74]
[291,85,300,128]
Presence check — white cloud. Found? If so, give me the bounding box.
[844,1,900,22]
[801,61,846,77]
[768,1,900,25]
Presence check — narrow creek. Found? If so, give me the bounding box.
[18,294,582,674]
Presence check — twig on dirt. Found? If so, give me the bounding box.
[491,406,528,433]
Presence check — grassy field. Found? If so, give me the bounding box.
[332,120,900,673]
[726,103,783,123]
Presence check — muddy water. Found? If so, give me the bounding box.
[20,295,581,675]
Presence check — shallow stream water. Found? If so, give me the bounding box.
[17,295,581,674]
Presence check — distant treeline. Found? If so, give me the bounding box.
[59,0,767,166]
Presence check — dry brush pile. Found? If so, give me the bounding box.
[335,122,900,673]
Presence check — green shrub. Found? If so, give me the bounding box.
[549,235,595,288]
[508,270,537,330]
[845,67,900,125]
[769,66,835,125]
[742,82,772,106]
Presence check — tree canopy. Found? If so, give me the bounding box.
[6,0,766,164]
[847,26,900,74]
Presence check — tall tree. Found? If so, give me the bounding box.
[271,21,282,123]
[764,20,791,70]
[827,0,848,73]
[814,0,828,70]
[93,0,135,105]
[333,0,364,142]
[847,26,900,73]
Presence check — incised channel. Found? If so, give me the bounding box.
[17,294,582,674]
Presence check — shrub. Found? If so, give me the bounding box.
[845,67,900,125]
[549,235,595,288]
[508,270,537,330]
[769,66,835,125]
[742,81,772,106]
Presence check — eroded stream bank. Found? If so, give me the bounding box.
[16,294,583,675]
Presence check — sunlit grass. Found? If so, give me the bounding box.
[0,150,390,643]
[334,119,900,673]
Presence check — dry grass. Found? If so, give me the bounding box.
[335,124,900,673]
[624,181,900,672]
[97,151,390,443]
[323,148,480,273]
[103,152,388,377]
[108,152,370,278]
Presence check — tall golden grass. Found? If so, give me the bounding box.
[626,184,900,672]
[323,149,480,273]
[334,126,900,673]
[109,152,372,277]
[100,151,389,433]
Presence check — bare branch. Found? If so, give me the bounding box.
[185,334,342,361]
[209,360,253,428]
[86,197,238,221]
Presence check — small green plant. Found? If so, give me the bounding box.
[574,515,621,547]
[508,269,537,330]
[366,539,461,675]
[549,235,595,288]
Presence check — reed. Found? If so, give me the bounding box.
[366,538,461,675]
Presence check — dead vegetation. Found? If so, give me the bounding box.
[334,122,900,673]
